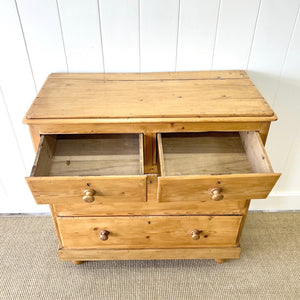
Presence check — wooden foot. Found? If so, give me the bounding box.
[214,259,226,264]
[72,260,84,265]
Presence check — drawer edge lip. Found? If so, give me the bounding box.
[56,214,243,219]
[23,116,277,125]
[26,174,148,181]
[58,246,241,261]
[157,173,281,180]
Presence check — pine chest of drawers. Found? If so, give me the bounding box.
[24,71,280,264]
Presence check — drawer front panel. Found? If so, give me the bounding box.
[26,175,147,204]
[158,173,279,202]
[157,131,280,202]
[54,199,247,217]
[57,215,242,249]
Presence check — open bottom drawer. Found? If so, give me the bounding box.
[157,131,280,202]
[26,134,146,204]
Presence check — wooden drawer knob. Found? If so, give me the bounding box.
[191,229,202,240]
[100,230,110,241]
[83,189,96,203]
[210,187,224,201]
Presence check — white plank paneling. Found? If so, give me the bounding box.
[176,0,220,71]
[57,0,104,72]
[99,0,139,72]
[0,0,37,174]
[16,0,68,89]
[0,178,5,205]
[212,0,261,70]
[266,10,300,193]
[280,128,300,192]
[247,0,300,105]
[0,87,45,213]
[250,194,300,211]
[1,0,300,212]
[140,0,180,72]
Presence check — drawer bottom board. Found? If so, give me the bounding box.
[57,215,242,249]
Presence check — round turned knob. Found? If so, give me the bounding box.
[210,187,224,201]
[82,189,96,203]
[100,230,110,241]
[191,229,202,240]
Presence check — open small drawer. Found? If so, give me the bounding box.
[26,134,146,204]
[157,132,280,202]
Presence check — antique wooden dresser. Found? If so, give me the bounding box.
[24,71,280,264]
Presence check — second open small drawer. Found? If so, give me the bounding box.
[157,132,280,202]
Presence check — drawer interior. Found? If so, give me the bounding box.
[158,131,273,176]
[31,134,144,176]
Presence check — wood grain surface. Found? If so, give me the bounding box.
[25,71,275,120]
[57,215,242,249]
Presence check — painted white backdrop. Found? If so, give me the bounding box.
[0,0,300,213]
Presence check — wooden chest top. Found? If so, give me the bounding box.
[24,71,275,122]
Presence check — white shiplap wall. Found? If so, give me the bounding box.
[1,0,300,213]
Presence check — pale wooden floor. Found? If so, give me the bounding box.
[0,212,299,300]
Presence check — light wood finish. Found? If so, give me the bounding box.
[23,71,279,264]
[57,216,242,249]
[236,199,251,243]
[139,134,144,174]
[49,204,62,248]
[31,134,143,177]
[259,122,271,145]
[82,189,96,203]
[53,197,247,217]
[157,132,280,202]
[99,230,110,241]
[25,71,274,120]
[157,133,165,176]
[158,132,271,176]
[47,70,249,80]
[144,132,157,173]
[210,188,224,201]
[191,229,201,240]
[158,173,279,202]
[29,125,40,151]
[214,259,227,264]
[31,135,56,176]
[58,246,241,261]
[28,121,272,171]
[26,176,147,204]
[72,260,83,265]
[26,133,146,204]
[239,131,273,173]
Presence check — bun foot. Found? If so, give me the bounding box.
[214,259,226,264]
[72,260,84,265]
